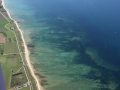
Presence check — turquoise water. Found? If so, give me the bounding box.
[4,0,120,90]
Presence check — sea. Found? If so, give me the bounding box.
[4,0,120,90]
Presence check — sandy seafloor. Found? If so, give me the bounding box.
[4,0,120,90]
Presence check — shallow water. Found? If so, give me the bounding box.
[4,0,120,90]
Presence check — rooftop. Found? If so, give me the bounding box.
[0,37,6,44]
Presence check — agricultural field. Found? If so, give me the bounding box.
[0,12,29,90]
[4,42,19,54]
[0,18,8,28]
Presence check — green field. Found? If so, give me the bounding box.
[0,12,29,90]
[4,42,19,54]
[7,57,19,68]
[0,56,6,68]
[3,67,12,89]
[21,87,30,90]
[0,18,8,28]
[6,30,16,42]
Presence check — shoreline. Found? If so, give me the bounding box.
[1,0,43,90]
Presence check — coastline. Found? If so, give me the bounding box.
[1,0,43,90]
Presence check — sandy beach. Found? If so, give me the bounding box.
[1,0,43,90]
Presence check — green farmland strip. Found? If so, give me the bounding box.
[0,18,8,28]
[6,30,16,42]
[4,42,19,54]
[3,67,12,89]
[21,87,30,90]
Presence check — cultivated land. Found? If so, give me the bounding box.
[0,2,38,90]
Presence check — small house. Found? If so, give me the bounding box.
[10,26,15,30]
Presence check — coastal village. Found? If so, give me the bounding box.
[0,0,38,90]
